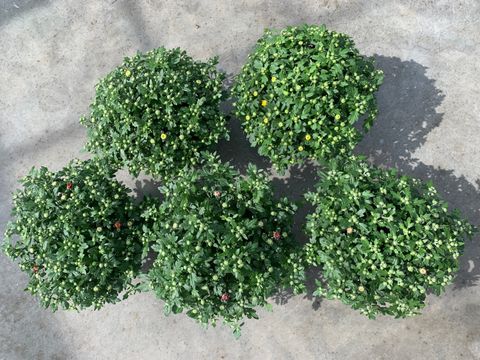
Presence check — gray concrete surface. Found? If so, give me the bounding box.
[1,0,480,359]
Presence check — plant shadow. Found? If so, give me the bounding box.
[216,98,271,173]
[132,178,163,204]
[133,179,163,272]
[272,266,324,310]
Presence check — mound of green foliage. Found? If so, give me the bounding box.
[141,155,305,335]
[81,47,228,178]
[3,159,147,310]
[232,24,383,171]
[304,157,474,318]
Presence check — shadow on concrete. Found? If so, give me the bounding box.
[355,55,445,167]
[133,179,163,273]
[216,98,271,173]
[272,266,324,311]
[133,178,163,204]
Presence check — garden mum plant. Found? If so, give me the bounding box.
[141,155,305,335]
[80,47,228,178]
[2,159,147,310]
[232,24,384,171]
[304,157,474,318]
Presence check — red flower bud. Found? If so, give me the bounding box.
[114,221,122,230]
[66,182,73,190]
[213,190,221,198]
[220,293,230,302]
[33,265,39,273]
[273,231,281,240]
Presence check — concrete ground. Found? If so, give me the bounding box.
[1,0,479,359]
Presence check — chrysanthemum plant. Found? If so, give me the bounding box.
[232,24,384,172]
[140,155,305,336]
[304,157,475,318]
[2,159,148,310]
[80,47,228,179]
